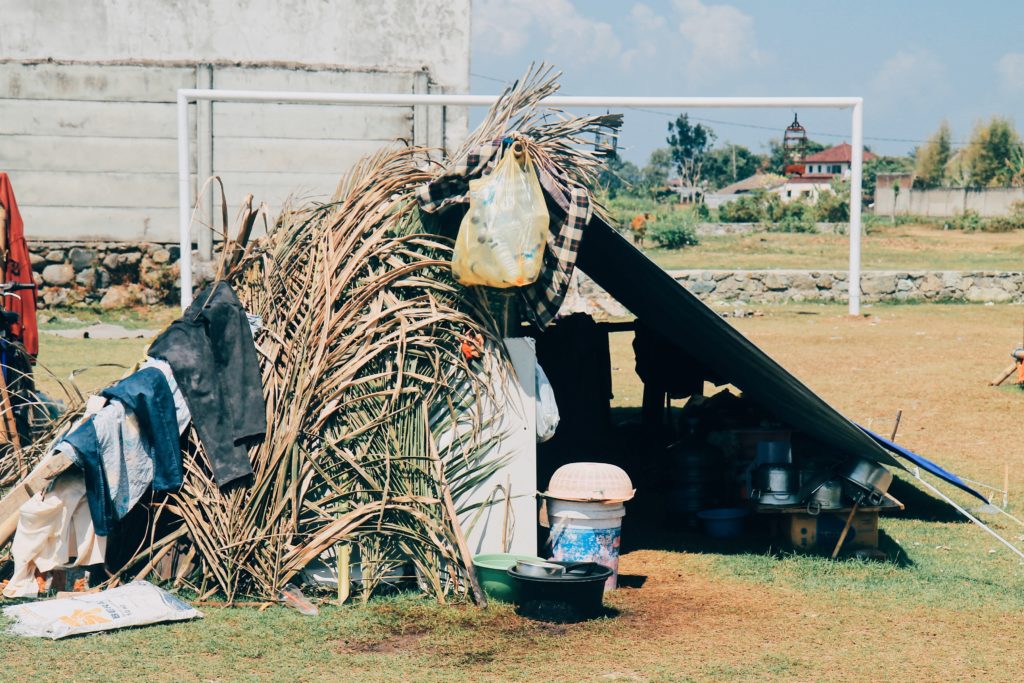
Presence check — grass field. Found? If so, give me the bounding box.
[3,303,1024,682]
[646,223,1024,271]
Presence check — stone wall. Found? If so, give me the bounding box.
[27,241,1024,311]
[576,268,1024,309]
[28,241,195,309]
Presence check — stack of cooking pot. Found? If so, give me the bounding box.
[805,478,845,514]
[838,457,893,506]
[751,463,801,506]
[751,441,799,506]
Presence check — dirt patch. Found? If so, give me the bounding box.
[334,632,425,655]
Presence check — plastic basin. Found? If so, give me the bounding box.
[473,553,544,603]
[697,508,749,538]
[507,561,612,622]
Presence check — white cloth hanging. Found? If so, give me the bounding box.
[3,472,105,599]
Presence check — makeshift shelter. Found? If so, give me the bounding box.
[0,66,998,608]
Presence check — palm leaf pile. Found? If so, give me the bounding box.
[0,66,621,603]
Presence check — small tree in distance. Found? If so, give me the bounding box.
[667,114,716,189]
[913,121,952,188]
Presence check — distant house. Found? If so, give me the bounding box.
[780,142,876,203]
[799,142,876,178]
[777,175,834,203]
[705,172,787,209]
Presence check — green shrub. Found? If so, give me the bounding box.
[814,188,850,222]
[768,201,815,233]
[718,194,763,222]
[649,208,700,249]
[949,210,985,231]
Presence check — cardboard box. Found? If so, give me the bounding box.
[787,510,879,550]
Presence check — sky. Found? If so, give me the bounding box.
[470,0,1024,166]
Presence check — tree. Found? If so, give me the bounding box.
[765,138,826,175]
[597,149,642,199]
[958,117,1023,188]
[913,121,952,188]
[666,114,716,188]
[702,144,765,190]
[863,155,913,202]
[641,148,672,192]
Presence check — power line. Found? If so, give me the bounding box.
[469,72,977,148]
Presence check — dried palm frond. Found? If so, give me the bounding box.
[0,64,618,603]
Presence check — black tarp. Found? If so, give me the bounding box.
[575,216,985,504]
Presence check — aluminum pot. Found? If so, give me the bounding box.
[840,457,893,505]
[753,464,797,494]
[756,490,803,506]
[806,479,844,514]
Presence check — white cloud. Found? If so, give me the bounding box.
[619,4,664,71]
[472,0,622,65]
[996,52,1024,92]
[672,0,763,79]
[473,0,762,83]
[869,49,949,102]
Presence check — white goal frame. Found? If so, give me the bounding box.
[176,91,864,313]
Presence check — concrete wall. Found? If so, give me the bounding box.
[875,187,1024,218]
[0,0,471,243]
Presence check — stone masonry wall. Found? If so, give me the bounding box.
[24,240,1024,310]
[576,269,1024,308]
[28,241,197,310]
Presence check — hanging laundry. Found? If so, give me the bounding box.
[0,173,38,357]
[139,356,191,435]
[4,472,105,599]
[101,366,182,490]
[61,402,160,535]
[148,282,266,487]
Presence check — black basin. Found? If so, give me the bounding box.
[507,561,612,622]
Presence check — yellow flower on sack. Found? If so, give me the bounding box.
[57,607,111,627]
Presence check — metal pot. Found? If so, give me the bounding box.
[806,479,844,514]
[756,490,803,506]
[840,457,893,505]
[753,464,797,495]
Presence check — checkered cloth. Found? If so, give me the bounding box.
[417,138,592,328]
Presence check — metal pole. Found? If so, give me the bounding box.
[914,473,1024,562]
[177,92,193,310]
[196,64,214,261]
[174,90,864,308]
[848,100,864,316]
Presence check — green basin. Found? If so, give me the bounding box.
[473,553,544,603]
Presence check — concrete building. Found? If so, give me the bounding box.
[800,142,875,178]
[0,0,472,247]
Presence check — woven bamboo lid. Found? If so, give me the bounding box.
[545,462,635,502]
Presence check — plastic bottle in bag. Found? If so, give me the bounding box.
[452,141,549,287]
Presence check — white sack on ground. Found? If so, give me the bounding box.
[3,581,202,639]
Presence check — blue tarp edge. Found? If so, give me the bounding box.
[859,426,989,504]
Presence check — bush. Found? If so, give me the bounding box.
[718,194,763,223]
[768,201,815,233]
[949,210,985,231]
[814,188,850,222]
[649,208,700,249]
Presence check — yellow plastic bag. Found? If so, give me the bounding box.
[452,141,548,287]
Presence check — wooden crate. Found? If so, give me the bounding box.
[787,510,879,550]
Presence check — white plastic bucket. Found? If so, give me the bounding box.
[547,499,625,590]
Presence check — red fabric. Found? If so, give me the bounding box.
[0,173,38,357]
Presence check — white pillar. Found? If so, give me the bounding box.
[848,100,864,316]
[196,64,214,261]
[177,92,194,310]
